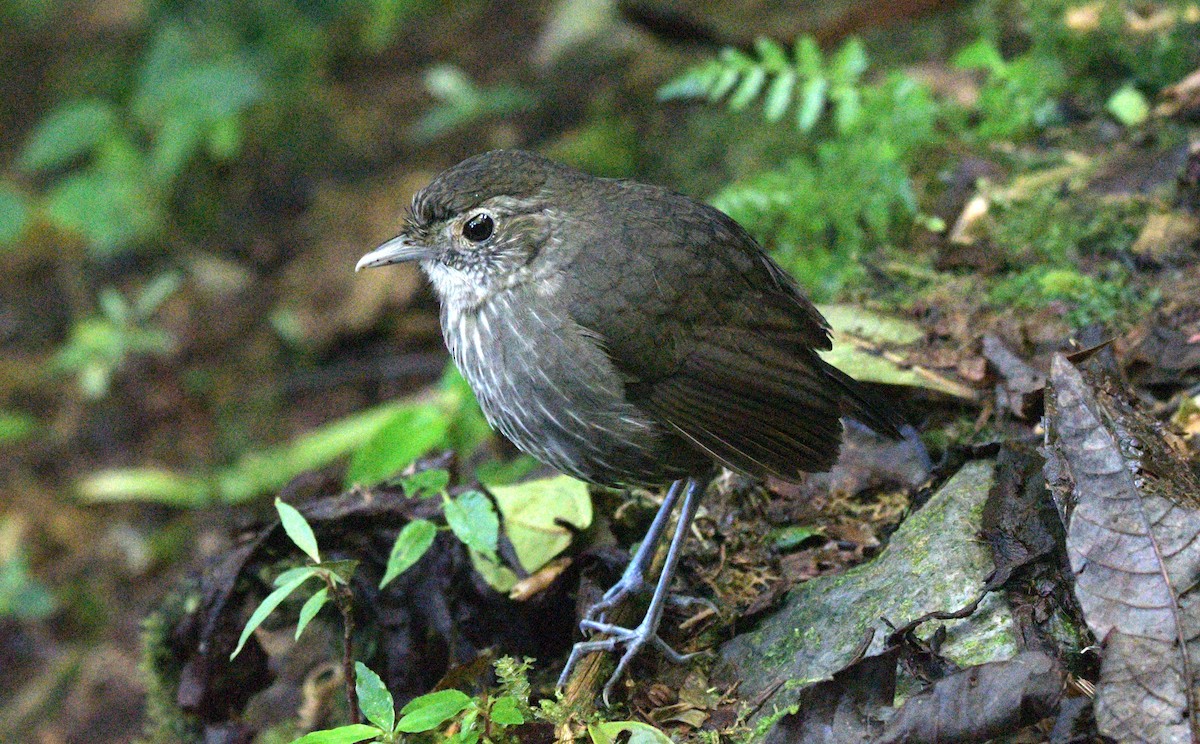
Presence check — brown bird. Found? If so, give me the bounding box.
[357,150,904,702]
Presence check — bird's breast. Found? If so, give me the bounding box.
[440,289,689,486]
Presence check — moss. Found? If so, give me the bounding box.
[752,703,801,742]
[721,461,1019,742]
[137,589,203,744]
[980,181,1157,328]
[988,189,1150,265]
[988,263,1151,328]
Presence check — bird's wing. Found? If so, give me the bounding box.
[563,186,899,480]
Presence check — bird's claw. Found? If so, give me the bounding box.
[556,619,704,705]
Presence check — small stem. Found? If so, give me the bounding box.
[329,576,360,724]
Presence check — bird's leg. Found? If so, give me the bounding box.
[583,479,685,623]
[557,478,706,704]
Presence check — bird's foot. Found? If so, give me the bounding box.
[583,572,649,624]
[584,577,717,625]
[556,618,705,705]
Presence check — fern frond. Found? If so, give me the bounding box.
[658,36,869,133]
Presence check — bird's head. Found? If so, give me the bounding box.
[356,150,567,308]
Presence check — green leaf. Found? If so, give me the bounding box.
[588,721,673,744]
[708,65,740,102]
[459,709,479,739]
[0,548,57,621]
[833,86,862,132]
[489,695,524,726]
[276,497,320,563]
[18,99,118,173]
[444,491,499,561]
[321,559,360,585]
[817,304,924,345]
[76,467,212,506]
[952,38,1006,74]
[295,587,329,640]
[217,401,411,504]
[291,724,385,744]
[629,728,672,744]
[1106,84,1150,127]
[422,63,477,101]
[467,551,518,594]
[206,116,242,160]
[344,402,451,486]
[796,76,829,132]
[0,184,31,246]
[273,565,320,587]
[230,570,316,659]
[829,38,868,83]
[45,161,160,254]
[768,525,822,551]
[134,271,182,318]
[754,37,788,69]
[794,36,823,77]
[763,69,796,122]
[98,288,130,325]
[396,689,472,733]
[400,469,450,497]
[354,661,396,732]
[148,114,204,185]
[727,66,767,111]
[487,475,592,574]
[473,455,541,486]
[136,56,263,128]
[656,63,721,101]
[379,519,437,589]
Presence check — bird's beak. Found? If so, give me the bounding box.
[355,234,435,272]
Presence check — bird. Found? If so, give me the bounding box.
[356,149,904,702]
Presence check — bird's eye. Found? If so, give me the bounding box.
[462,213,494,242]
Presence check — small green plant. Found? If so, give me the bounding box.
[53,272,181,398]
[294,657,529,744]
[227,499,579,742]
[375,471,502,590]
[230,487,501,668]
[953,39,1066,141]
[660,37,941,300]
[16,23,265,255]
[231,498,360,660]
[7,2,440,255]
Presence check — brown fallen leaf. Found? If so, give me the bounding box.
[875,651,1063,744]
[1044,355,1200,743]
